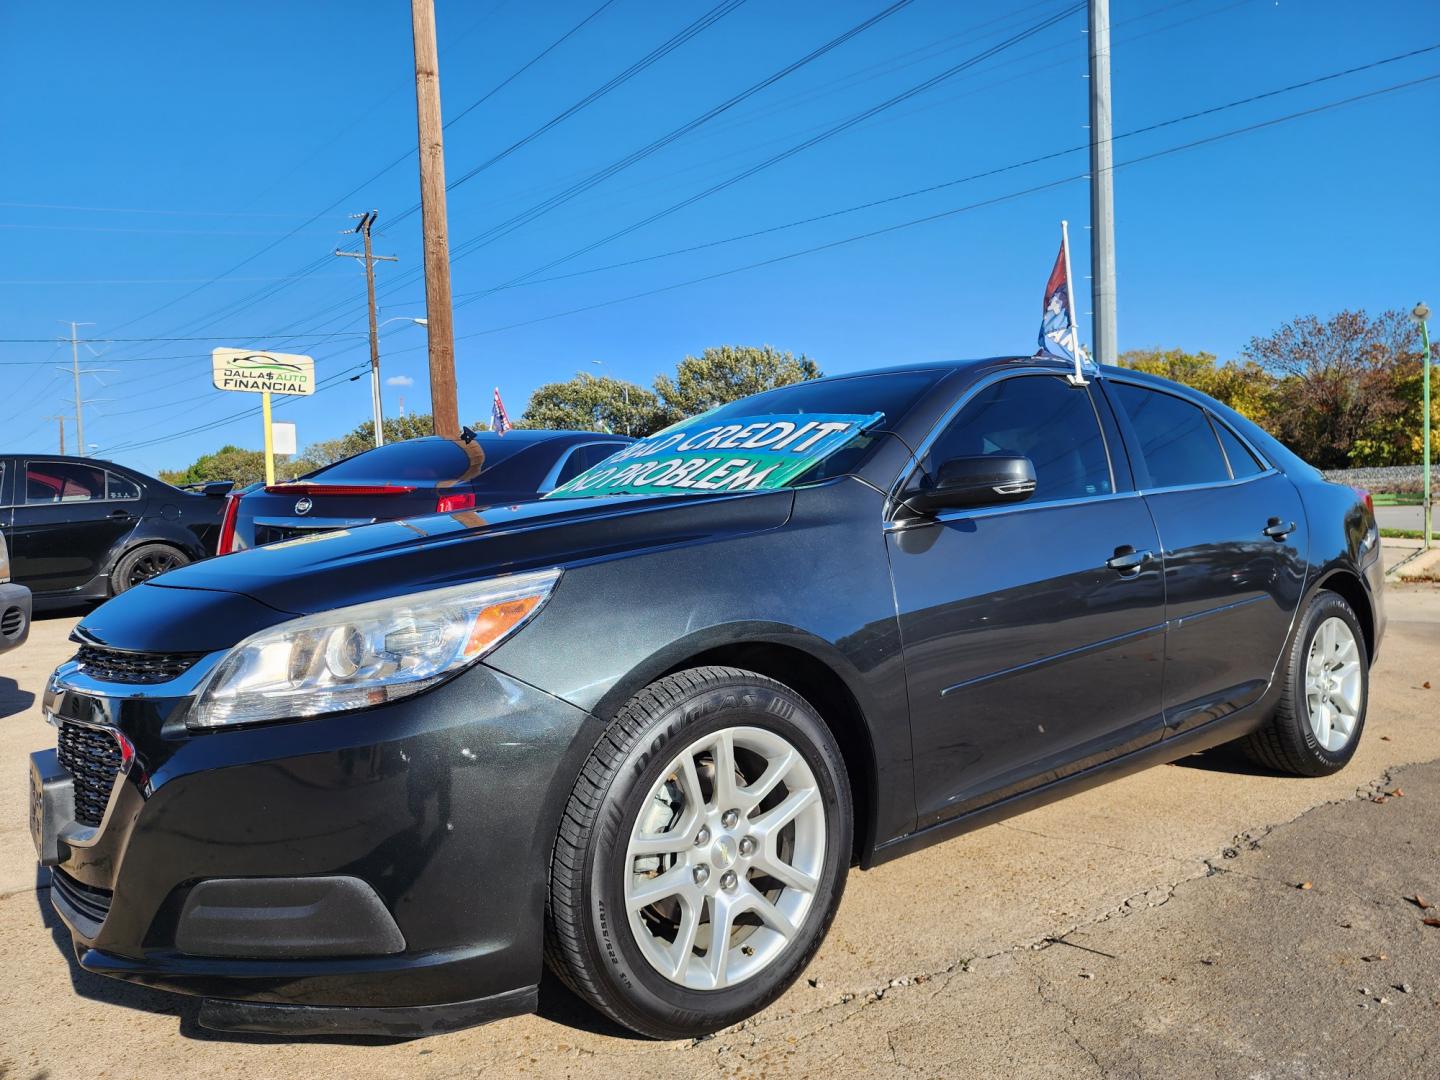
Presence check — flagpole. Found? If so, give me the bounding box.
[1060,220,1085,385]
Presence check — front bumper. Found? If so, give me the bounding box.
[34,656,601,1033]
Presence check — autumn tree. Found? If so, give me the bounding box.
[1242,309,1422,468]
[652,345,821,426]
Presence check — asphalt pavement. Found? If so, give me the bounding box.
[1,585,1437,1079]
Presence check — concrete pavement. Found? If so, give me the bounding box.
[1,587,1437,1079]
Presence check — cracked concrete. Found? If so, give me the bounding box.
[0,585,1436,1079]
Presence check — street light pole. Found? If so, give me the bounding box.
[1414,301,1433,550]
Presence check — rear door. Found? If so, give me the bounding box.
[1103,380,1308,734]
[11,460,143,594]
[0,458,14,554]
[888,372,1167,828]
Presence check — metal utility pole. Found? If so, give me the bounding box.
[1415,301,1433,550]
[66,321,94,455]
[1087,0,1118,366]
[411,0,460,439]
[335,211,398,448]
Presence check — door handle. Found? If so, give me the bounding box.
[108,509,132,519]
[1106,546,1153,575]
[1263,517,1294,540]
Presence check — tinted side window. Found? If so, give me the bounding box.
[106,472,142,500]
[1212,420,1264,479]
[27,462,106,503]
[922,375,1113,504]
[1111,384,1229,488]
[553,443,623,487]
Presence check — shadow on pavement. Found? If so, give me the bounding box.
[1170,743,1289,778]
[0,676,35,719]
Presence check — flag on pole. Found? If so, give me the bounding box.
[1037,234,1078,362]
[491,387,512,435]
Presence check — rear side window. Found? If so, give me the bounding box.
[313,437,528,482]
[26,462,106,503]
[1110,384,1229,489]
[1212,420,1264,478]
[552,443,625,488]
[106,472,142,500]
[921,375,1113,504]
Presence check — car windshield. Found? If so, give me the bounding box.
[545,369,944,501]
[308,436,533,484]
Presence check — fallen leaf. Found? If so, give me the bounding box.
[1424,917,1440,928]
[1391,789,1405,797]
[1381,735,1392,741]
[1423,681,1432,690]
[1407,895,1434,911]
[1371,795,1389,804]
[1298,882,1314,890]
[1362,954,1388,962]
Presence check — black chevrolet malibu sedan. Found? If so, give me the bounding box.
[29,357,1384,1040]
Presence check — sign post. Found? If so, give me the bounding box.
[211,349,316,486]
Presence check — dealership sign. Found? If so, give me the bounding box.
[545,412,883,500]
[211,349,315,396]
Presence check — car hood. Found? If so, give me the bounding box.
[80,489,794,653]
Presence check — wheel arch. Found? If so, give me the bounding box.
[587,626,887,868]
[1311,567,1375,662]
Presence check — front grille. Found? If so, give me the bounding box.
[74,643,200,684]
[57,721,122,828]
[51,868,113,930]
[0,606,21,637]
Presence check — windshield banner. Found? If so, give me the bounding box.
[544,412,883,500]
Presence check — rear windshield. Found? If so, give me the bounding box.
[310,436,532,483]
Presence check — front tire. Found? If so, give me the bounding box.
[545,666,852,1039]
[1240,590,1369,776]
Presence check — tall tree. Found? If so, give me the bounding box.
[652,345,821,426]
[159,445,268,487]
[520,373,663,437]
[1243,309,1421,468]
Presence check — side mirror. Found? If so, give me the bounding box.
[905,455,1036,513]
[201,481,236,498]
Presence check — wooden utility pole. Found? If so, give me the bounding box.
[335,211,398,447]
[410,0,460,439]
[47,415,67,454]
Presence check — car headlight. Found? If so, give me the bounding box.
[188,568,561,730]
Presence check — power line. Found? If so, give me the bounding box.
[454,40,1440,304]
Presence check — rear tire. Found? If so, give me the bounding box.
[1239,590,1368,776]
[111,543,189,595]
[545,666,852,1040]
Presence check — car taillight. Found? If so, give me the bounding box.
[436,491,476,513]
[216,493,241,555]
[264,483,416,496]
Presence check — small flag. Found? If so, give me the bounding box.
[1037,235,1077,362]
[491,387,512,435]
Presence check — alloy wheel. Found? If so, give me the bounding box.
[623,725,826,991]
[127,550,182,586]
[1304,616,1362,752]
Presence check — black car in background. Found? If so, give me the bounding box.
[0,454,229,609]
[28,359,1383,1040]
[220,429,632,552]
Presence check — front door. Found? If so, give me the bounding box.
[11,460,140,595]
[1102,380,1309,733]
[888,373,1167,829]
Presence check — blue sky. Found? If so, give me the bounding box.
[1,0,1436,475]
